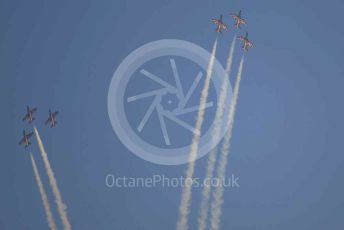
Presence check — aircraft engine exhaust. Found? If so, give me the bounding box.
[197,38,236,230]
[30,153,57,230]
[176,38,218,230]
[34,127,72,230]
[210,57,244,230]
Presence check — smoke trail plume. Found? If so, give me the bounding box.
[198,38,235,230]
[210,57,244,230]
[224,39,236,74]
[176,39,218,230]
[34,127,72,230]
[30,153,57,230]
[197,38,236,230]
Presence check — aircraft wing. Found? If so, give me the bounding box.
[22,114,28,121]
[45,118,51,125]
[52,111,59,117]
[212,19,220,25]
[19,138,25,145]
[238,36,245,41]
[31,107,38,112]
[27,132,34,138]
[221,24,228,31]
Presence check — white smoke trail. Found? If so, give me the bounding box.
[176,39,218,230]
[34,127,72,230]
[210,57,244,230]
[197,38,236,230]
[30,153,57,230]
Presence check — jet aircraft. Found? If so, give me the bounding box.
[211,15,228,33]
[19,130,34,148]
[23,106,37,123]
[231,10,247,29]
[238,32,253,51]
[45,109,59,127]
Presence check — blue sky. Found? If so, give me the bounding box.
[1,0,344,229]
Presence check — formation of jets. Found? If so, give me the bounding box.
[19,106,59,148]
[211,10,254,51]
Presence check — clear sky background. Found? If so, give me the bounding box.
[1,0,344,229]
